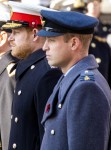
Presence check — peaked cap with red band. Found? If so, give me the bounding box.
[2,1,44,29]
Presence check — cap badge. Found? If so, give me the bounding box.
[84,76,90,81]
[32,22,35,25]
[80,70,95,81]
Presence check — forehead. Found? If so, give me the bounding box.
[12,27,29,34]
[12,27,27,32]
[88,1,100,6]
[46,35,64,39]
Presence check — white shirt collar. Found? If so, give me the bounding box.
[64,65,75,77]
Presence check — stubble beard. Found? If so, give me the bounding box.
[11,43,33,59]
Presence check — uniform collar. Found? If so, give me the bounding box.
[0,50,18,75]
[58,55,98,104]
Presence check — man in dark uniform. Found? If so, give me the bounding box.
[2,2,62,150]
[0,2,18,150]
[89,37,111,87]
[86,0,111,88]
[37,10,111,150]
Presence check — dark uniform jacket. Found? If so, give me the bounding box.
[8,49,62,150]
[89,37,111,87]
[0,51,18,150]
[41,55,111,150]
[89,21,111,88]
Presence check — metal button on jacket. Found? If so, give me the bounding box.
[11,115,13,119]
[96,58,101,64]
[58,103,62,109]
[12,143,17,149]
[51,130,55,135]
[91,42,96,48]
[18,90,21,95]
[102,26,107,32]
[30,65,35,70]
[15,117,18,123]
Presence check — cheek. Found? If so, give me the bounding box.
[15,34,27,43]
[55,47,69,60]
[14,36,21,44]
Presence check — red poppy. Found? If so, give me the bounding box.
[45,104,50,113]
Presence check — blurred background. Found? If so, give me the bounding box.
[0,0,110,24]
[0,0,111,46]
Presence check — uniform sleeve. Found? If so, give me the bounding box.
[67,81,110,150]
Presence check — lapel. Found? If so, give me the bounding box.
[42,55,98,124]
[41,75,64,124]
[15,49,46,79]
[0,50,18,75]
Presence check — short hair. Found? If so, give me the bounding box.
[63,33,93,50]
[25,25,42,32]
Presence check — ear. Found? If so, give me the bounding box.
[0,34,2,42]
[71,37,80,51]
[0,31,7,46]
[32,28,39,41]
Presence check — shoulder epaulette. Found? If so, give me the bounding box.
[80,70,95,81]
[94,36,107,43]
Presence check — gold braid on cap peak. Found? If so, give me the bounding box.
[2,22,22,29]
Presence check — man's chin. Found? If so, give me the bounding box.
[11,48,31,59]
[48,61,57,67]
[11,50,23,59]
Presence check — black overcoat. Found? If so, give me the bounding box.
[8,49,62,150]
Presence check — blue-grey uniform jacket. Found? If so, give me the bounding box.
[8,49,62,150]
[41,55,111,150]
[0,51,18,150]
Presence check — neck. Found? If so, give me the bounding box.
[61,53,88,74]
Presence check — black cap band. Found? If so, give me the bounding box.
[44,26,94,34]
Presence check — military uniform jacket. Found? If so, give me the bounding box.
[8,49,62,150]
[41,55,111,150]
[89,20,111,88]
[89,37,111,88]
[0,51,18,150]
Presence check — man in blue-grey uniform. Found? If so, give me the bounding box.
[37,10,111,150]
[2,2,62,150]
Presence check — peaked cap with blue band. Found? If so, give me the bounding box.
[37,10,99,37]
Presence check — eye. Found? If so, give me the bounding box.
[48,38,55,42]
[13,30,19,35]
